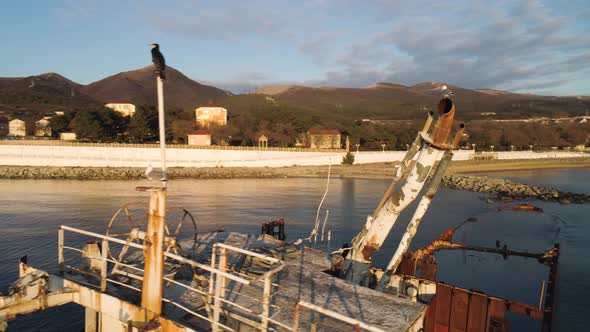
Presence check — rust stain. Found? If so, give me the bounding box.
[362,238,379,260]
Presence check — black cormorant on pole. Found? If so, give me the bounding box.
[150,43,166,79]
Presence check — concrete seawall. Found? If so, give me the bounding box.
[0,142,586,168]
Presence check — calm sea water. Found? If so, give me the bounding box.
[0,168,588,331]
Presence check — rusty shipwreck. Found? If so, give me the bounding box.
[0,80,560,331]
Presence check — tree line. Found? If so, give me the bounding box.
[42,105,589,150]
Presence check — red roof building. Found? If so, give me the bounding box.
[308,128,341,135]
[308,129,341,149]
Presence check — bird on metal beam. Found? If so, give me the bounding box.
[145,164,166,181]
[441,85,454,99]
[150,43,166,79]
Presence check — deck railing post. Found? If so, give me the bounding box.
[208,246,217,306]
[100,239,108,292]
[261,274,272,331]
[212,247,227,332]
[58,226,64,275]
[292,302,300,332]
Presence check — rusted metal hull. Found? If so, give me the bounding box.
[387,243,560,332]
[386,273,545,332]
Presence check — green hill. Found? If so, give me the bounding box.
[0,73,101,117]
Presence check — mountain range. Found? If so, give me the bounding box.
[253,82,589,120]
[1,65,588,123]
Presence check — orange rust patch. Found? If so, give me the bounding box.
[362,236,380,260]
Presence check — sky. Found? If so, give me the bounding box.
[1,0,589,95]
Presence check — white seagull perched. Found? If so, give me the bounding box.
[145,164,166,181]
[441,85,454,99]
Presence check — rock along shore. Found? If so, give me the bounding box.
[441,174,589,204]
[1,158,589,204]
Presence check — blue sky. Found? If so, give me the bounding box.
[1,0,589,95]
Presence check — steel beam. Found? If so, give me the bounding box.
[141,188,167,316]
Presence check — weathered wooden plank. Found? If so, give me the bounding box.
[486,298,507,332]
[466,292,487,332]
[449,288,469,332]
[433,284,452,332]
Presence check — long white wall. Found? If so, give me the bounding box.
[0,144,586,168]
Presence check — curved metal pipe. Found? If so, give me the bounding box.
[432,98,455,145]
[421,111,435,134]
[451,123,466,148]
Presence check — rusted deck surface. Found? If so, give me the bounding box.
[173,231,426,331]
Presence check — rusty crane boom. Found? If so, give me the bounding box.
[340,97,465,287]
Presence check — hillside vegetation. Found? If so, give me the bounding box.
[1,67,588,149]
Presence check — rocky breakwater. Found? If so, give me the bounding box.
[0,166,145,180]
[0,166,281,180]
[441,174,590,204]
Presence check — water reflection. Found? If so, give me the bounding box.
[0,168,588,331]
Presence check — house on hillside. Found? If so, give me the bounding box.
[195,105,228,127]
[105,102,136,117]
[8,119,26,137]
[60,132,77,141]
[308,129,341,149]
[35,118,52,137]
[187,129,211,146]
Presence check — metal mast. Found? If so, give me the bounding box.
[341,97,464,286]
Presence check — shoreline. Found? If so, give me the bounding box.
[0,157,589,180]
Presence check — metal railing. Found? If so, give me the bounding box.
[57,225,286,332]
[0,140,345,153]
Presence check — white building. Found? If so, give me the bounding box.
[187,129,211,146]
[60,132,77,141]
[35,118,52,137]
[105,102,136,117]
[195,105,228,127]
[8,119,26,137]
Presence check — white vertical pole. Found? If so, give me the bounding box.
[100,239,108,292]
[320,209,330,242]
[157,76,167,185]
[58,226,64,274]
[261,275,272,331]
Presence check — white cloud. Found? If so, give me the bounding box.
[146,0,590,94]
